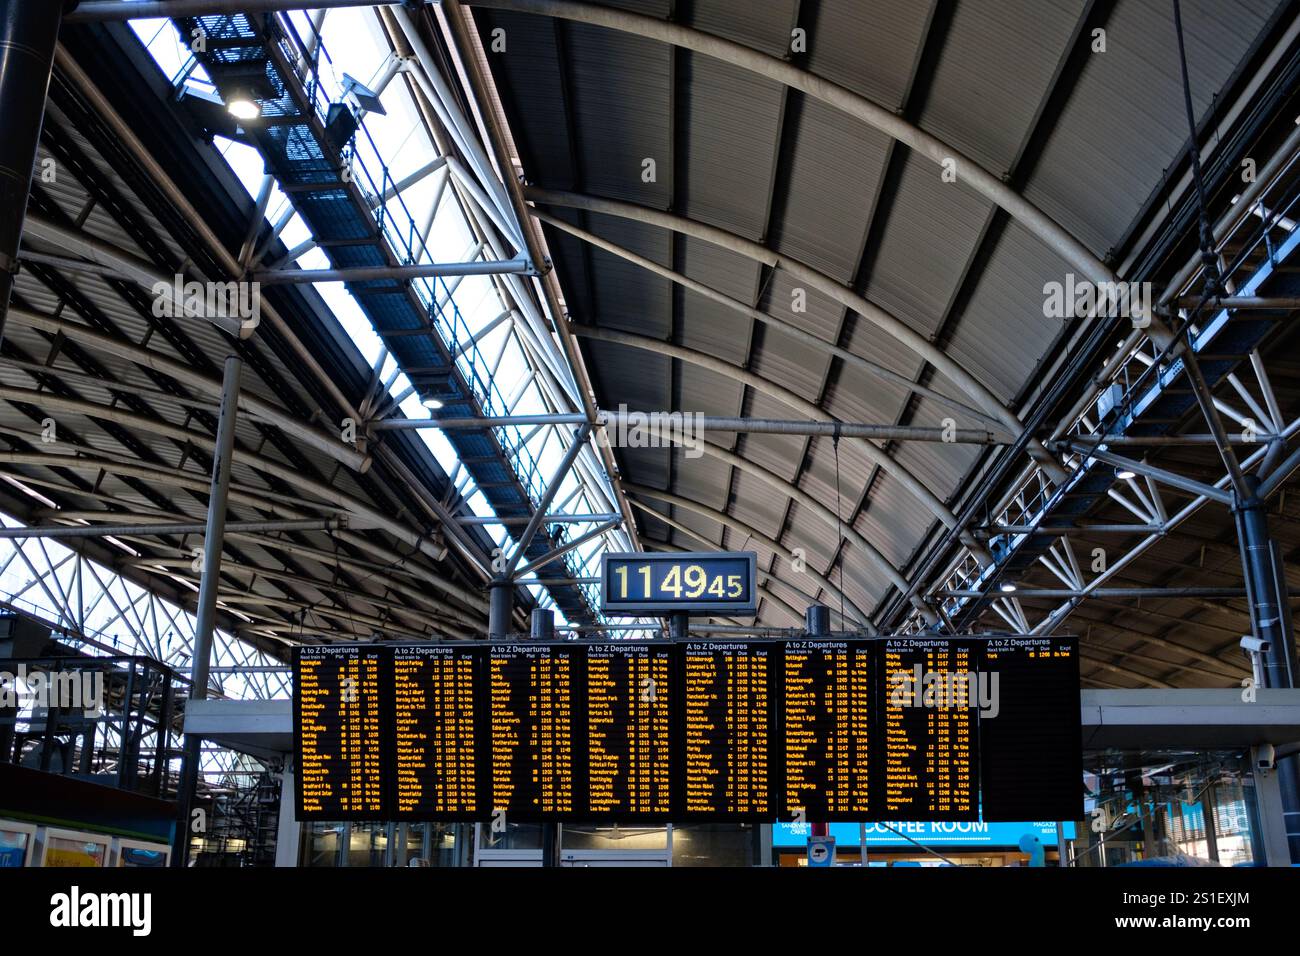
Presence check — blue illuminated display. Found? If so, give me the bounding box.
[772,820,1076,847]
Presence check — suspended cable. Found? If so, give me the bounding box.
[1172,0,1222,296]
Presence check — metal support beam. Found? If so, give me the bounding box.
[456,513,618,526]
[940,587,1248,599]
[512,519,619,579]
[237,174,275,271]
[66,0,401,19]
[23,216,251,338]
[366,157,447,210]
[434,0,642,551]
[253,259,531,284]
[1098,433,1268,446]
[379,410,1000,443]
[527,187,1060,481]
[1056,440,1233,504]
[0,517,346,540]
[173,355,241,867]
[982,524,1164,536]
[1234,472,1300,861]
[0,0,67,340]
[1258,441,1300,500]
[505,424,592,576]
[529,207,1006,432]
[1171,296,1300,310]
[1175,333,1252,500]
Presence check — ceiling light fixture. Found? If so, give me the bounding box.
[421,396,444,411]
[226,96,260,120]
[999,581,1017,593]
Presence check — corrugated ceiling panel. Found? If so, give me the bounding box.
[769,98,889,282]
[678,234,763,303]
[764,269,845,345]
[582,338,670,416]
[540,210,598,318]
[805,0,934,110]
[615,442,671,490]
[633,496,673,539]
[738,433,806,487]
[738,391,815,483]
[920,0,1084,174]
[600,0,672,16]
[777,499,841,581]
[748,324,832,403]
[584,212,672,336]
[1023,0,1281,256]
[690,0,798,57]
[668,451,732,515]
[679,55,785,239]
[863,152,991,340]
[726,467,787,542]
[667,505,725,548]
[677,364,745,422]
[564,22,672,207]
[476,11,575,189]
[852,470,936,571]
[822,325,921,425]
[677,292,753,367]
[889,395,987,501]
[797,435,879,522]
[944,219,1075,402]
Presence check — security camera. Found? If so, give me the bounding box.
[1240,636,1271,655]
[1257,743,1276,771]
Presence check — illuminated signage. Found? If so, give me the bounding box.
[292,636,1082,823]
[601,552,757,616]
[772,820,1077,847]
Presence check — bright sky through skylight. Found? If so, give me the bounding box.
[127,10,637,628]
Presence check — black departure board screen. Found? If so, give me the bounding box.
[677,640,774,819]
[489,643,581,818]
[292,635,1082,824]
[295,645,388,819]
[879,638,979,820]
[391,645,483,819]
[978,636,1082,822]
[779,639,873,821]
[584,643,673,819]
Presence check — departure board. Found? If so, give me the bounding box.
[391,645,483,819]
[291,634,1082,824]
[779,639,873,820]
[677,641,774,819]
[489,643,581,819]
[583,643,673,819]
[978,636,1082,821]
[879,638,978,820]
[294,645,388,819]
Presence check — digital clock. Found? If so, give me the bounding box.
[600,551,757,616]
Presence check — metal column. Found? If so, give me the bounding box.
[488,580,513,639]
[0,0,67,340]
[172,355,242,865]
[275,757,301,867]
[1201,783,1219,863]
[1234,475,1300,861]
